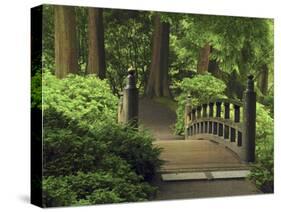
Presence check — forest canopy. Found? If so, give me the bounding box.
[42,5,273,101]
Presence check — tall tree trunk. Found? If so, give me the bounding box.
[258,64,269,96]
[87,8,106,79]
[145,15,171,98]
[161,22,171,97]
[54,6,78,78]
[197,43,211,74]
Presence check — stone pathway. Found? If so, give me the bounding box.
[138,97,261,199]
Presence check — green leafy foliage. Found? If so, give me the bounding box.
[42,72,161,206]
[43,71,118,128]
[174,74,226,134]
[104,9,152,95]
[31,71,42,109]
[43,109,162,180]
[170,14,273,77]
[43,171,155,207]
[249,103,274,192]
[99,124,162,180]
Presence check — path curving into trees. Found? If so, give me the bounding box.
[139,97,183,141]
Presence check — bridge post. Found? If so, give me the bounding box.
[117,93,124,123]
[185,95,192,125]
[185,95,192,139]
[242,75,256,162]
[123,69,139,128]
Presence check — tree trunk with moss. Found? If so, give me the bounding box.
[87,8,106,79]
[197,43,211,74]
[146,15,171,98]
[54,6,78,78]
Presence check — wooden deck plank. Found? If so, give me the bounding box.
[154,139,249,173]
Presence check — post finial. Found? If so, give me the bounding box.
[186,94,192,105]
[128,66,135,75]
[127,67,136,89]
[247,74,254,91]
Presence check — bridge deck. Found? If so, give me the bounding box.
[139,97,249,173]
[138,98,258,198]
[154,139,248,173]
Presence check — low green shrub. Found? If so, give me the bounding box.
[42,72,161,206]
[43,171,156,207]
[173,74,226,135]
[43,71,118,128]
[43,108,162,180]
[31,71,42,109]
[249,103,274,192]
[96,124,163,181]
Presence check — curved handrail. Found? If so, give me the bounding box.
[191,97,243,109]
[184,75,256,163]
[187,117,243,131]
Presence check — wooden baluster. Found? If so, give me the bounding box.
[224,102,230,119]
[213,122,218,135]
[223,102,230,139]
[234,105,240,123]
[196,106,202,133]
[209,102,214,117]
[202,104,207,117]
[208,121,212,134]
[238,131,242,146]
[215,101,222,136]
[230,128,236,142]
[193,124,196,135]
[188,112,192,123]
[219,123,223,136]
[185,95,192,126]
[224,125,229,139]
[185,96,192,139]
[208,100,214,135]
[202,104,208,133]
[216,101,222,118]
[197,106,202,119]
[192,109,196,121]
[199,122,203,133]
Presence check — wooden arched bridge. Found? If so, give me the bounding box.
[118,71,257,182]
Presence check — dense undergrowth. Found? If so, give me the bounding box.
[41,72,162,207]
[173,74,226,135]
[249,103,274,192]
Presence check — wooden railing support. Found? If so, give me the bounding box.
[185,95,192,125]
[117,94,124,123]
[242,75,256,162]
[119,69,139,127]
[185,74,256,163]
[185,95,192,139]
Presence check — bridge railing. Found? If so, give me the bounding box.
[117,70,139,127]
[185,75,256,163]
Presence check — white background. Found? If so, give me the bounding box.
[0,0,280,211]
